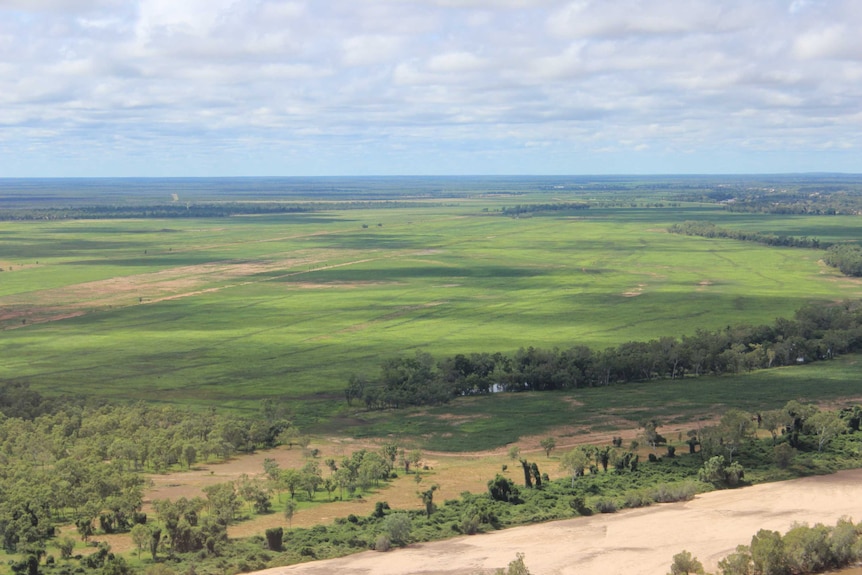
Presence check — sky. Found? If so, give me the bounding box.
[1,0,861,177]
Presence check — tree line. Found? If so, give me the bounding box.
[0,203,313,221]
[500,202,589,217]
[0,200,444,221]
[667,220,826,249]
[668,220,862,278]
[346,301,862,409]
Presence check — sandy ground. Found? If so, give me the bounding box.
[249,469,862,575]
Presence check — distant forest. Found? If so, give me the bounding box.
[0,201,444,221]
[671,180,862,215]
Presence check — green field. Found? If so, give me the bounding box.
[1,186,861,426]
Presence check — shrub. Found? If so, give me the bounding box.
[773,443,796,469]
[494,552,531,575]
[698,455,726,483]
[569,496,591,516]
[651,482,697,503]
[57,537,75,560]
[594,499,617,514]
[460,513,480,535]
[374,534,391,552]
[372,501,390,518]
[783,522,832,574]
[382,513,412,547]
[750,529,787,575]
[725,461,745,486]
[264,528,283,552]
[488,475,521,503]
[623,490,652,509]
[830,517,859,565]
[717,545,752,575]
[668,549,705,574]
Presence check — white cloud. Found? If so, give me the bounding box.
[342,35,403,66]
[0,0,122,11]
[135,0,233,36]
[795,25,862,60]
[258,1,305,22]
[1,0,862,175]
[548,0,733,39]
[427,51,487,73]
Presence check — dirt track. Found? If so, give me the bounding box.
[251,469,862,575]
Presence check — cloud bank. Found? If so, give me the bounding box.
[1,0,860,175]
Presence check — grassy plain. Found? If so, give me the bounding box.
[1,190,861,428]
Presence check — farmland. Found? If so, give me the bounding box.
[1,176,861,428]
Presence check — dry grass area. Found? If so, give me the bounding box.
[142,435,558,540]
[0,228,452,330]
[0,251,392,329]
[133,418,719,548]
[0,258,301,328]
[621,283,647,297]
[96,414,793,558]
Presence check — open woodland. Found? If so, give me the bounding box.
[2,175,862,574]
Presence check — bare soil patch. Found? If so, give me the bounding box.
[427,413,489,424]
[622,283,646,297]
[560,397,584,407]
[290,281,398,289]
[0,258,302,328]
[0,250,393,330]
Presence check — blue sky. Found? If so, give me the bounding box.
[1,0,861,177]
